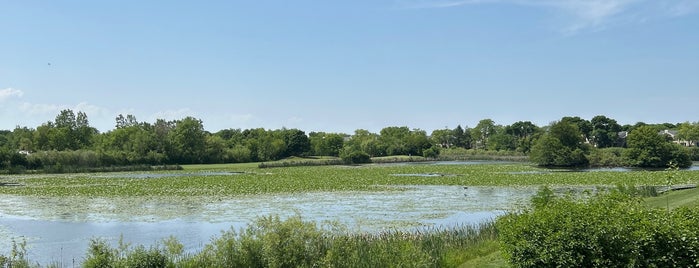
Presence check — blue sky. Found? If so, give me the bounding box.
[2,0,698,133]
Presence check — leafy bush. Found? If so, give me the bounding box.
[587,147,628,167]
[497,187,699,267]
[339,149,371,164]
[686,146,699,161]
[422,146,440,159]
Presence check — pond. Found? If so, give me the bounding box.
[0,185,539,265]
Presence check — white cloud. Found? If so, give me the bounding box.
[18,102,61,115]
[150,108,195,121]
[397,0,699,32]
[18,101,110,117]
[0,88,24,102]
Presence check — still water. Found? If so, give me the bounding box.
[0,185,536,265]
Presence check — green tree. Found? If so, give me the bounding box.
[561,116,592,142]
[623,125,691,168]
[379,126,411,155]
[281,129,310,157]
[345,129,381,156]
[590,115,621,148]
[507,121,540,153]
[309,132,345,156]
[530,121,588,167]
[487,131,516,151]
[430,128,454,148]
[471,119,495,149]
[169,117,206,164]
[204,135,227,163]
[678,122,699,146]
[453,125,472,149]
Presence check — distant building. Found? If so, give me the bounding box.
[659,129,697,147]
[616,131,628,147]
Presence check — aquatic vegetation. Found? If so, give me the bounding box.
[0,163,697,198]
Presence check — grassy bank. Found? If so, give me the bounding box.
[645,187,699,209]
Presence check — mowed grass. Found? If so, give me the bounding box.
[645,187,699,209]
[1,163,698,198]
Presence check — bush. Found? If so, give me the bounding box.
[339,149,371,164]
[588,147,628,167]
[124,246,169,268]
[422,146,440,159]
[497,188,699,267]
[686,146,699,161]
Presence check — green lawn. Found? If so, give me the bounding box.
[645,187,699,209]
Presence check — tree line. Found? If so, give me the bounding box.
[1,110,698,173]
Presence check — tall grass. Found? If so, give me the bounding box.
[78,215,499,268]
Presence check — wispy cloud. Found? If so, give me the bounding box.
[19,101,109,117]
[397,0,699,32]
[150,108,195,121]
[0,88,24,102]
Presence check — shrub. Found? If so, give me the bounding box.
[123,246,168,268]
[497,188,699,267]
[339,149,371,164]
[588,147,627,167]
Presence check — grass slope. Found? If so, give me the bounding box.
[645,187,699,209]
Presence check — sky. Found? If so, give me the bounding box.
[1,0,698,134]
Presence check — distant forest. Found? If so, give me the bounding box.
[1,110,698,173]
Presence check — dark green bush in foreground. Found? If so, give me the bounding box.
[497,188,699,267]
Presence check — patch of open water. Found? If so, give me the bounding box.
[0,185,538,265]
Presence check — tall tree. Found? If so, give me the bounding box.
[282,128,311,157]
[561,116,592,142]
[453,125,472,149]
[590,115,621,148]
[309,132,345,156]
[530,120,588,167]
[169,117,206,164]
[430,128,454,148]
[471,119,496,149]
[507,121,540,153]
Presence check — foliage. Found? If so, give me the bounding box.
[2,111,697,173]
[0,238,31,268]
[687,146,699,161]
[339,148,371,164]
[587,147,627,167]
[678,121,699,145]
[624,125,691,168]
[422,146,440,159]
[530,130,588,167]
[309,132,345,157]
[471,119,496,149]
[437,148,528,161]
[561,116,593,142]
[590,115,622,148]
[78,215,498,268]
[83,237,172,268]
[498,189,699,267]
